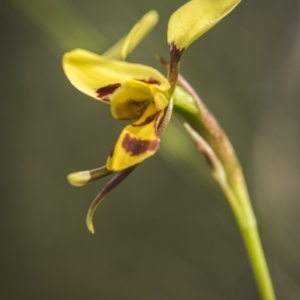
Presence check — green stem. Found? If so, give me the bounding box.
[224,187,276,300]
[242,223,275,300]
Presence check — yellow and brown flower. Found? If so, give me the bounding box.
[63,0,241,232]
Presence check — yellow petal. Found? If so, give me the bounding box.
[103,11,159,60]
[63,49,169,104]
[168,0,241,50]
[106,103,163,171]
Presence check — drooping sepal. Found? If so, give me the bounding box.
[86,166,137,233]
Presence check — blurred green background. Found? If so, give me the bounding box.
[1,0,300,299]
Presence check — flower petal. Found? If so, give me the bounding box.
[104,11,159,60]
[168,0,241,50]
[63,49,169,103]
[106,103,163,171]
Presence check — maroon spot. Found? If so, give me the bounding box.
[136,78,161,85]
[109,147,115,158]
[96,83,121,99]
[169,42,185,63]
[132,113,157,127]
[122,133,159,156]
[168,42,185,88]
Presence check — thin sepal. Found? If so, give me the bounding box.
[86,165,137,233]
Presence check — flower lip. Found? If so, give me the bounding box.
[106,103,162,171]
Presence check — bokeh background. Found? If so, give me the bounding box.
[1,0,300,299]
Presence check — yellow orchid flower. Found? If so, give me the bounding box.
[64,0,241,233]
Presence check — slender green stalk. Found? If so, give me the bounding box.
[242,223,276,300]
[224,187,276,300]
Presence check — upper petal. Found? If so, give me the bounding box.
[167,0,241,50]
[103,10,159,60]
[63,48,169,104]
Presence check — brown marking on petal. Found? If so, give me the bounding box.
[135,78,161,85]
[96,83,121,99]
[109,147,115,158]
[132,113,157,127]
[122,133,159,156]
[114,99,151,120]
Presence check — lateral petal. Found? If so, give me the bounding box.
[63,49,169,103]
[106,103,163,171]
